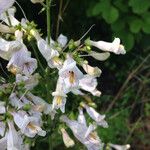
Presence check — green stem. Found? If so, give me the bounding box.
[46,0,51,45]
[5,11,12,26]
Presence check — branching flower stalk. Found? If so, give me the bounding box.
[0,0,130,150]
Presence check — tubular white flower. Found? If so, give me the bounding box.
[79,75,101,97]
[57,34,68,48]
[108,143,130,150]
[52,91,67,113]
[0,38,22,60]
[0,23,15,33]
[89,38,126,55]
[83,104,108,128]
[31,30,61,69]
[0,0,15,14]
[7,121,23,150]
[60,128,75,148]
[60,115,103,150]
[7,46,37,76]
[82,64,102,77]
[59,55,84,92]
[0,7,20,26]
[13,112,46,138]
[89,51,110,61]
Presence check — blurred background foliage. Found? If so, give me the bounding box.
[1,0,150,149]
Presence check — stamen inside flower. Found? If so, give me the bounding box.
[27,122,37,131]
[8,65,18,75]
[69,71,75,84]
[56,96,62,105]
[89,132,97,140]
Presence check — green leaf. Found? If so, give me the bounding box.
[129,0,150,14]
[102,6,119,23]
[92,0,110,16]
[111,19,125,32]
[129,19,142,33]
[142,22,150,34]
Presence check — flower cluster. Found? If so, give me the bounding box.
[0,0,129,150]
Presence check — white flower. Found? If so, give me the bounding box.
[82,64,102,77]
[0,23,15,33]
[108,143,130,150]
[83,104,108,128]
[89,51,110,61]
[31,0,44,4]
[60,128,75,148]
[16,73,39,90]
[7,121,23,150]
[31,30,61,69]
[57,34,68,48]
[89,38,126,55]
[13,111,46,138]
[60,111,104,150]
[59,55,84,92]
[52,91,67,113]
[0,38,22,60]
[0,7,20,26]
[7,46,37,76]
[79,75,101,97]
[0,0,15,14]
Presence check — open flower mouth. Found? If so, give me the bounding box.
[8,65,19,75]
[27,122,39,132]
[56,96,62,105]
[69,71,75,84]
[88,132,97,141]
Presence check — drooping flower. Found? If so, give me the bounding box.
[82,63,102,77]
[108,143,130,150]
[89,38,126,55]
[82,104,108,128]
[88,51,110,61]
[60,128,75,148]
[30,30,62,69]
[0,0,15,14]
[13,111,46,138]
[79,75,101,97]
[60,109,104,150]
